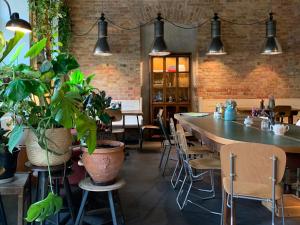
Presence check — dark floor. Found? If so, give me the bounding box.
[118,142,300,225]
[2,141,300,225]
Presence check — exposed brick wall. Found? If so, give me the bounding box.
[68,0,300,101]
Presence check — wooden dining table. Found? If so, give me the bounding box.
[174,113,300,225]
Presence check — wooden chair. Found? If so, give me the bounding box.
[274,105,292,124]
[176,125,221,213]
[170,120,212,189]
[220,143,286,225]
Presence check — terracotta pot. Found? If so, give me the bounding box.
[25,128,72,166]
[82,140,124,185]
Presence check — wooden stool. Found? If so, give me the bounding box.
[25,162,75,225]
[0,172,30,225]
[75,177,126,225]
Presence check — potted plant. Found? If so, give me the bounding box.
[0,32,98,221]
[82,90,125,185]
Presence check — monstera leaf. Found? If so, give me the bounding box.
[25,193,63,222]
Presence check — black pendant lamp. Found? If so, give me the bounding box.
[261,12,282,55]
[94,13,112,56]
[3,0,32,33]
[149,13,170,56]
[206,13,226,55]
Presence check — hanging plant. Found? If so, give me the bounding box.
[28,0,72,59]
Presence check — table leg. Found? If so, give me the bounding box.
[108,191,118,225]
[74,190,89,225]
[17,194,24,225]
[0,194,8,225]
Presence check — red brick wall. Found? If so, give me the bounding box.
[68,0,300,101]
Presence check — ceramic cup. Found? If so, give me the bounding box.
[270,124,289,135]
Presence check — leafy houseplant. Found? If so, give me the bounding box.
[0,31,98,221]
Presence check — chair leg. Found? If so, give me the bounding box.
[158,143,167,169]
[162,145,172,176]
[220,187,225,225]
[139,129,144,151]
[176,175,187,210]
[171,161,183,189]
[74,190,89,225]
[281,196,285,225]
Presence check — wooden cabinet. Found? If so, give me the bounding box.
[150,54,191,125]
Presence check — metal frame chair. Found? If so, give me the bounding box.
[175,124,221,215]
[220,143,286,225]
[157,109,175,176]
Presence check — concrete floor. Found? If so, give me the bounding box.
[2,141,300,225]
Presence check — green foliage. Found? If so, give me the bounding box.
[58,3,72,52]
[25,193,63,222]
[8,125,24,153]
[0,32,24,63]
[25,38,47,59]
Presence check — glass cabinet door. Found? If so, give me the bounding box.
[178,73,189,103]
[152,72,164,102]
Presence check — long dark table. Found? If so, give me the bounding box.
[174,113,300,225]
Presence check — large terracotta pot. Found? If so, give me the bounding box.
[82,140,124,185]
[25,128,72,166]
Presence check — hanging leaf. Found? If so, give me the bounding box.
[76,114,97,154]
[25,38,47,59]
[8,125,24,153]
[40,60,53,74]
[9,43,25,65]
[0,31,24,63]
[25,193,63,222]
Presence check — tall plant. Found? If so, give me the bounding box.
[28,0,72,58]
[0,34,97,221]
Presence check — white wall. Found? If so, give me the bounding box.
[0,0,30,65]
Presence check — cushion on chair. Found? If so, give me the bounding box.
[189,158,221,170]
[187,145,212,155]
[112,128,125,134]
[222,177,283,200]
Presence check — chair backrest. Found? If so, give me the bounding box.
[157,109,171,143]
[296,120,300,126]
[274,105,292,123]
[169,118,178,146]
[176,124,189,154]
[220,143,286,185]
[105,108,122,122]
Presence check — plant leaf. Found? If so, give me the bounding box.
[76,114,97,154]
[9,43,24,65]
[4,79,29,101]
[40,60,53,74]
[0,32,6,53]
[51,90,82,128]
[25,38,47,59]
[25,193,63,222]
[8,125,24,153]
[0,31,24,62]
[69,69,84,84]
[52,53,79,75]
[86,74,95,85]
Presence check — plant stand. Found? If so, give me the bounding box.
[75,177,126,225]
[0,172,31,225]
[25,162,75,225]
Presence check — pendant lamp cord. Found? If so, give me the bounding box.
[3,0,12,16]
[163,18,209,29]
